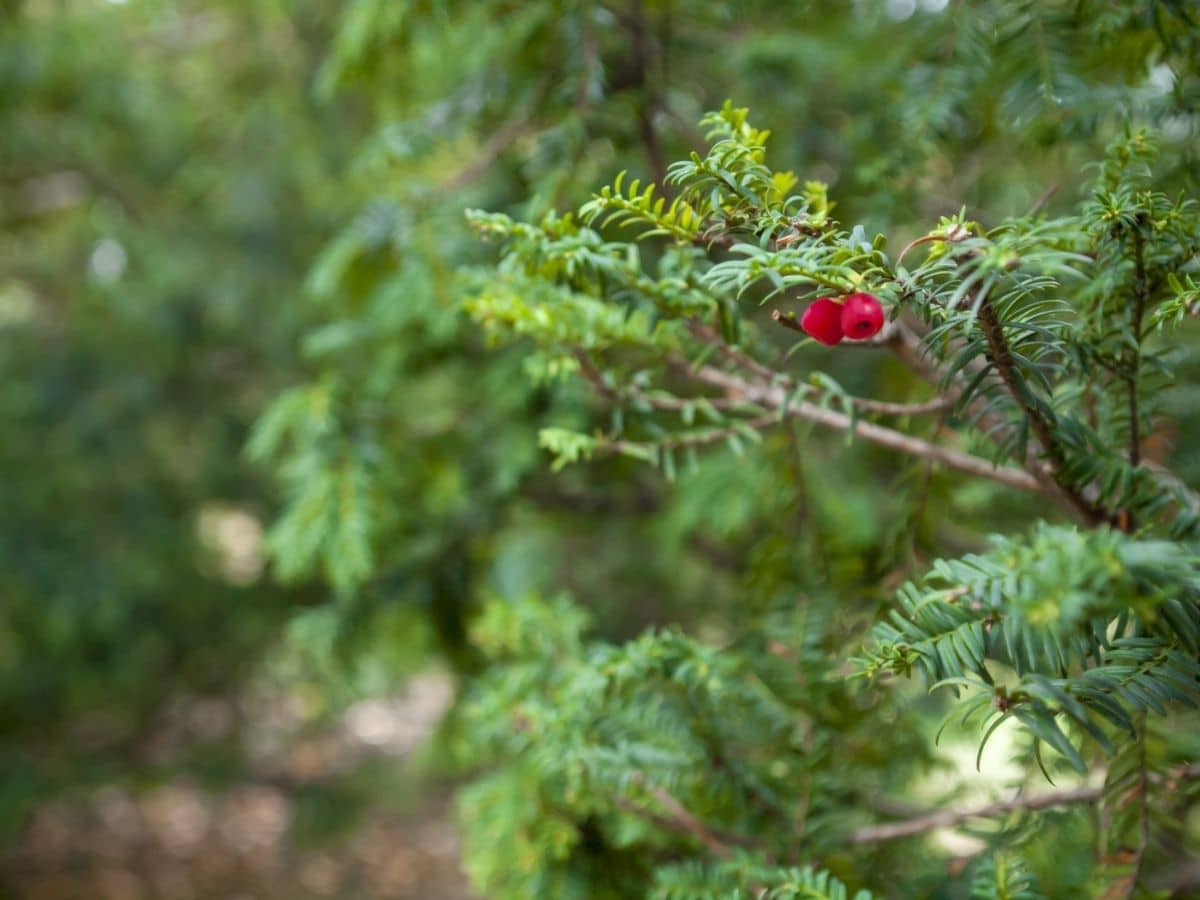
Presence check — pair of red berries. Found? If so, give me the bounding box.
[799,293,885,346]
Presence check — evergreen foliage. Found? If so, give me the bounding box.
[366,3,1199,894]
[0,0,354,836]
[451,89,1200,890]
[8,0,1200,896]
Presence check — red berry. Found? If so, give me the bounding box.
[800,298,845,346]
[840,292,884,340]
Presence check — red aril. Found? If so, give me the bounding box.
[840,292,884,340]
[800,298,845,346]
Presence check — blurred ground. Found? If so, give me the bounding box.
[0,673,474,900]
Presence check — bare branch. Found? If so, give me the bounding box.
[581,335,1012,483]
[875,316,955,387]
[770,309,807,335]
[583,311,1088,502]
[849,786,1102,845]
[626,389,763,414]
[1027,183,1060,216]
[441,114,534,193]
[976,299,1114,525]
[574,351,619,400]
[847,315,1010,437]
[850,763,1200,846]
[577,350,758,412]
[875,316,1028,447]
[615,775,760,858]
[1124,723,1151,899]
[1121,227,1151,533]
[603,411,780,454]
[1164,762,1200,784]
[850,396,952,417]
[689,364,1045,493]
[687,320,779,383]
[719,321,954,416]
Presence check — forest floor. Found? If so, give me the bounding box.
[1,672,475,900]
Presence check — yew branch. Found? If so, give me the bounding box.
[689,364,1043,492]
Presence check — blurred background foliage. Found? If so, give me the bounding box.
[1,0,351,830]
[1,0,1198,897]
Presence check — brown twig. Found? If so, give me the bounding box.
[853,315,1003,433]
[1163,762,1200,784]
[896,234,946,267]
[850,763,1200,848]
[705,316,950,415]
[852,395,953,417]
[876,316,959,388]
[730,311,1068,495]
[895,224,972,267]
[1124,725,1151,899]
[849,785,1103,845]
[878,314,1066,495]
[440,114,535,193]
[604,411,780,455]
[580,344,1031,488]
[689,365,1044,493]
[591,311,1078,503]
[1115,229,1152,532]
[577,350,758,413]
[687,320,779,383]
[628,389,760,413]
[626,0,667,184]
[770,309,807,334]
[578,351,773,453]
[615,775,760,858]
[1027,183,1060,217]
[693,227,741,251]
[976,299,1113,525]
[574,351,619,399]
[1127,228,1149,472]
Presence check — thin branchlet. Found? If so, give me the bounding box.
[849,762,1200,847]
[976,298,1115,526]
